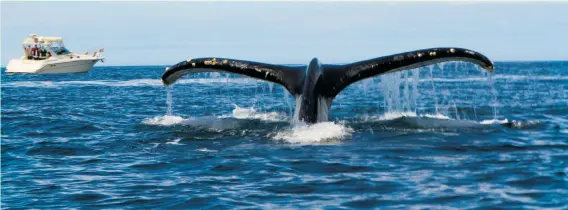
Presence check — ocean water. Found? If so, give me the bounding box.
[1,61,567,209]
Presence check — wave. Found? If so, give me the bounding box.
[142,115,185,126]
[142,112,353,144]
[141,105,288,129]
[363,112,510,129]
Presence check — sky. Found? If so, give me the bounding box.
[2,1,568,66]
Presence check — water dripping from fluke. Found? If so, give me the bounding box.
[166,86,173,116]
[142,85,184,126]
[363,61,509,128]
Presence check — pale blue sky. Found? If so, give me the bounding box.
[2,1,568,66]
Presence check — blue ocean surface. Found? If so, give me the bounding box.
[1,61,567,209]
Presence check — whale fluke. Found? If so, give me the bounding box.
[162,47,494,123]
[318,48,494,98]
[162,58,307,95]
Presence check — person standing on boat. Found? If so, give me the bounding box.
[40,46,47,59]
[31,45,38,59]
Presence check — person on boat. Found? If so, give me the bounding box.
[40,46,47,59]
[31,45,38,59]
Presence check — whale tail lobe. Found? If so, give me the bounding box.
[161,58,307,96]
[317,47,494,99]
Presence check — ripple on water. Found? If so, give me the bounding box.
[26,144,102,157]
[67,192,110,202]
[284,160,375,174]
[128,161,170,171]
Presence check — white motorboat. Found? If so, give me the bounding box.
[6,34,105,74]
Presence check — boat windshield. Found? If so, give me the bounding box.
[51,46,71,55]
[49,41,70,55]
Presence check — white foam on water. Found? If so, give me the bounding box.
[422,113,452,120]
[143,105,286,129]
[372,112,418,121]
[166,138,183,145]
[197,148,218,153]
[142,115,185,126]
[480,118,509,125]
[142,115,241,130]
[365,112,453,121]
[228,104,287,122]
[272,122,353,144]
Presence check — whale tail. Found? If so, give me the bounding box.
[161,47,494,123]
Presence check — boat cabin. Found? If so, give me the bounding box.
[22,34,70,60]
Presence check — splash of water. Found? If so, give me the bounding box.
[272,122,353,144]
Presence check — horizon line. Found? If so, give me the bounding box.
[2,59,567,69]
[93,59,568,67]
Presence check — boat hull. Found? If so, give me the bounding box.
[6,58,101,74]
